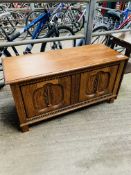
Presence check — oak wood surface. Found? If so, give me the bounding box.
[10,85,29,132]
[3,44,128,84]
[79,65,118,101]
[2,44,128,132]
[21,77,71,118]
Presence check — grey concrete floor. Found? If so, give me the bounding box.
[0,73,131,175]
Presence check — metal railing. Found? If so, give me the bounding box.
[0,35,84,47]
[0,0,130,46]
[0,29,130,48]
[1,0,130,2]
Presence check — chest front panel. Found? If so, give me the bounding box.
[21,76,71,118]
[79,65,119,101]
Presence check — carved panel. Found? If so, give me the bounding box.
[85,74,97,97]
[98,71,110,92]
[33,83,64,112]
[21,77,71,118]
[86,71,110,97]
[79,65,119,101]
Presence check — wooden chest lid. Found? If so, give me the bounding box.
[3,44,128,84]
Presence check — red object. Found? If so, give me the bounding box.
[120,2,125,10]
[101,2,107,16]
[117,15,131,30]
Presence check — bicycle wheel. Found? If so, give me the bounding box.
[2,3,12,8]
[0,31,5,40]
[10,11,25,26]
[41,25,76,52]
[26,10,48,38]
[70,8,85,33]
[52,8,85,33]
[1,16,16,36]
[92,25,108,44]
[94,9,104,28]
[1,11,27,40]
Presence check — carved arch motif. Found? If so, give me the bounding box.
[33,83,64,112]
[86,71,110,96]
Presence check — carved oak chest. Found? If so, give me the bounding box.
[3,44,128,132]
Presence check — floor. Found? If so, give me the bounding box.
[0,73,131,175]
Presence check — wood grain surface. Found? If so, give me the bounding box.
[3,44,128,84]
[2,44,128,131]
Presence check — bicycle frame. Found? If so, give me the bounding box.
[52,3,65,16]
[122,8,131,19]
[113,8,131,30]
[23,12,50,37]
[52,3,84,32]
[117,14,131,29]
[78,9,86,23]
[2,10,51,55]
[106,8,131,30]
[51,3,83,23]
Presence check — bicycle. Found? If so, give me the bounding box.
[0,5,28,39]
[2,2,30,9]
[51,3,85,33]
[0,5,17,36]
[0,9,75,88]
[26,3,85,36]
[91,8,131,44]
[105,8,131,30]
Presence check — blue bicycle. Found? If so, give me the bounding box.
[0,9,75,87]
[0,9,75,57]
[26,3,85,36]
